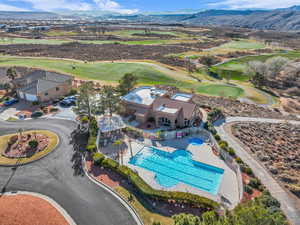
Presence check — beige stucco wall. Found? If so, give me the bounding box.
[38,81,72,102]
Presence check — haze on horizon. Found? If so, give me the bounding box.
[0,0,300,14]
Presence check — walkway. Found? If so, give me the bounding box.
[214,117,300,225]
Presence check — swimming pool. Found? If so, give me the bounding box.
[189,138,204,145]
[129,147,224,195]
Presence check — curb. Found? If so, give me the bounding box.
[1,191,77,225]
[0,129,60,167]
[83,158,144,225]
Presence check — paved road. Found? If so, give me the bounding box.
[0,119,136,225]
[214,117,300,225]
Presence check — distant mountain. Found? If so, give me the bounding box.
[113,7,300,31]
[181,9,300,31]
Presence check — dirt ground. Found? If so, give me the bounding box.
[0,194,69,225]
[0,40,225,67]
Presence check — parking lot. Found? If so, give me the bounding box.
[0,100,77,121]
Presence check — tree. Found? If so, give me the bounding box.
[73,82,96,120]
[199,56,220,67]
[173,213,201,225]
[113,139,123,165]
[247,61,267,88]
[118,73,138,95]
[185,58,196,74]
[97,85,120,116]
[6,67,17,80]
[265,56,289,78]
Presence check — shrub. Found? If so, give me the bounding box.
[28,140,38,148]
[249,178,261,189]
[228,147,236,157]
[81,116,89,124]
[219,142,228,150]
[102,158,119,170]
[235,157,243,164]
[31,111,43,118]
[32,101,39,106]
[86,144,97,152]
[241,166,253,176]
[214,134,221,141]
[50,107,59,113]
[244,185,253,194]
[218,140,228,147]
[93,152,105,165]
[69,89,77,95]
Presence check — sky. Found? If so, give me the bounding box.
[0,0,300,13]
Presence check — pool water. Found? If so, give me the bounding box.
[129,147,224,195]
[189,138,204,145]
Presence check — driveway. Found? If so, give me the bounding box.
[46,105,77,121]
[0,119,136,225]
[214,117,300,225]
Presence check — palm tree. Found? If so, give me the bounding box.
[113,139,123,165]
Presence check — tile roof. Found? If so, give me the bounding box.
[152,97,196,118]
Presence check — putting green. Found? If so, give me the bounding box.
[197,84,244,98]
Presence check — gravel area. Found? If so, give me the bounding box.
[0,194,69,225]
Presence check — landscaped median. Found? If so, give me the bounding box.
[0,130,59,166]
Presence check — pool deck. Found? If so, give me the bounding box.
[123,136,240,209]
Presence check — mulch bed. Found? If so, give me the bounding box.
[0,194,69,225]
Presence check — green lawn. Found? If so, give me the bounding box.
[106,29,188,38]
[218,40,266,50]
[197,84,244,98]
[211,51,300,81]
[0,56,179,84]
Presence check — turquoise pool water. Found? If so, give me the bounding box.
[129,147,224,195]
[189,138,204,145]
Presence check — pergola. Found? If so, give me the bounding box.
[98,114,126,134]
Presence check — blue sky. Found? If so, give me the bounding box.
[0,0,299,13]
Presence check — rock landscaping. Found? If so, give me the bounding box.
[231,122,300,198]
[3,132,49,158]
[193,94,298,120]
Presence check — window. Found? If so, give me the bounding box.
[56,87,60,91]
[45,92,48,96]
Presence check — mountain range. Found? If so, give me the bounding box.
[1,5,300,31]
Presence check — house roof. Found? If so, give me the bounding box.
[152,97,196,119]
[19,79,62,95]
[16,70,73,95]
[121,86,167,106]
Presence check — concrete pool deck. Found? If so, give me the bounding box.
[123,136,240,209]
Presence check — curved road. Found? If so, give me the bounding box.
[0,119,136,225]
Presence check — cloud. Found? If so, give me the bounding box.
[210,0,300,9]
[0,3,28,11]
[93,0,138,14]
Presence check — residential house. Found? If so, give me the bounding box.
[14,70,73,102]
[121,86,201,129]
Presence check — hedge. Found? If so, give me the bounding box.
[93,152,105,165]
[99,158,219,209]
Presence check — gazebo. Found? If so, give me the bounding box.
[97,114,126,147]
